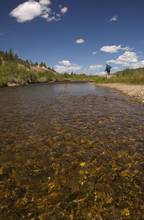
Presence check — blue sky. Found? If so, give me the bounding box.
[0,0,144,74]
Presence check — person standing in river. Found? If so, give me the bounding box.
[105,64,112,79]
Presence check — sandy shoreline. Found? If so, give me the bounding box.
[98,83,144,103]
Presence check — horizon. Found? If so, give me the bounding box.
[1,0,144,75]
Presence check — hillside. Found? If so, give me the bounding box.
[0,49,58,86]
[0,49,95,87]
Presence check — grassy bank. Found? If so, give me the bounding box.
[0,49,95,86]
[95,68,144,84]
[1,49,144,86]
[0,49,57,86]
[0,62,94,86]
[0,62,56,86]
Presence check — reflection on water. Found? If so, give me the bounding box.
[0,83,144,219]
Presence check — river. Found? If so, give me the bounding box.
[0,83,144,219]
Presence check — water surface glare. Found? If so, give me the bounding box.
[0,83,144,219]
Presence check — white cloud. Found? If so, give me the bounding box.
[89,64,103,70]
[128,60,144,69]
[108,51,138,65]
[113,67,119,70]
[10,0,68,23]
[10,1,42,22]
[107,51,144,69]
[59,60,71,66]
[117,51,138,63]
[60,7,68,14]
[76,38,85,44]
[39,0,51,5]
[100,45,129,53]
[110,15,118,22]
[54,60,81,73]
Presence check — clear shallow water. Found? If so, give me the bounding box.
[0,83,144,220]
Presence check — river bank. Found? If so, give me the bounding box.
[2,80,95,87]
[98,83,144,103]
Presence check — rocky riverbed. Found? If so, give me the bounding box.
[0,83,144,220]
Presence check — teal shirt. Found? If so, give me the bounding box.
[105,65,112,72]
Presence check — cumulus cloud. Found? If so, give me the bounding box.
[54,60,81,73]
[128,60,144,69]
[39,0,51,5]
[100,45,129,53]
[110,15,118,22]
[10,1,42,22]
[60,7,68,14]
[108,51,138,65]
[116,51,138,63]
[89,64,103,70]
[76,38,85,44]
[108,51,144,69]
[59,60,71,66]
[10,0,68,23]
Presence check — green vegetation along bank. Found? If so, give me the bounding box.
[1,49,144,87]
[0,49,95,87]
[95,68,144,85]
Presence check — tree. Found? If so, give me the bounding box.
[40,62,47,68]
[8,49,14,60]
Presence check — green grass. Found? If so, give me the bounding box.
[0,49,98,86]
[95,68,144,85]
[0,49,60,86]
[1,49,144,86]
[0,61,95,87]
[0,62,56,86]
